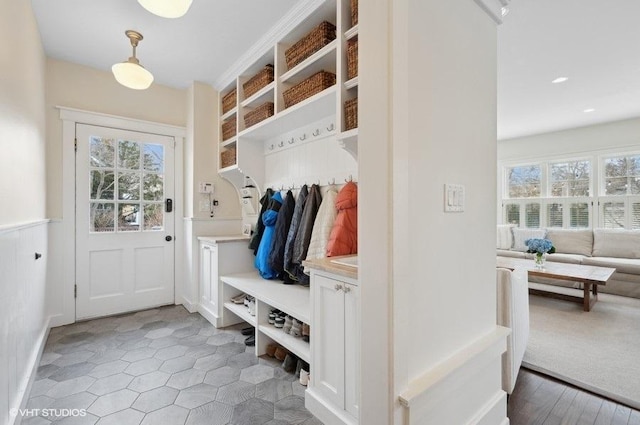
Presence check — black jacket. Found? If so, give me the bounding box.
[268,190,295,278]
[284,185,308,282]
[248,188,274,254]
[291,184,322,284]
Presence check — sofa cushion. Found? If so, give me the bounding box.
[545,253,585,264]
[512,228,547,252]
[592,229,640,259]
[497,224,514,249]
[582,257,640,275]
[497,249,526,259]
[545,228,593,257]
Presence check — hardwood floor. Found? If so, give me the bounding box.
[508,368,640,425]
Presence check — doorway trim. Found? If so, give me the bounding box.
[59,106,186,326]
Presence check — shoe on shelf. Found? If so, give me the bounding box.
[266,343,279,357]
[282,353,299,373]
[244,335,255,346]
[248,299,256,316]
[231,293,246,304]
[244,295,251,306]
[299,369,309,386]
[283,315,293,333]
[274,347,289,361]
[274,316,285,329]
[290,319,302,337]
[302,323,310,342]
[268,310,277,324]
[241,327,254,336]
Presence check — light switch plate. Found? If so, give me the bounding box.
[444,183,465,212]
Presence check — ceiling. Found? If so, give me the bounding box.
[31,0,298,90]
[498,0,640,140]
[31,0,640,141]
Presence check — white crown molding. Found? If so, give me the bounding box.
[213,0,325,90]
[473,0,510,25]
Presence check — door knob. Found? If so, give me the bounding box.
[165,236,172,242]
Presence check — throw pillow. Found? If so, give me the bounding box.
[546,229,593,257]
[592,229,640,259]
[512,228,546,252]
[497,224,515,250]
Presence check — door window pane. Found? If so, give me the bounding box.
[144,204,164,231]
[143,174,163,201]
[90,137,115,167]
[90,203,115,232]
[118,140,140,170]
[90,171,115,200]
[143,144,164,172]
[118,204,140,232]
[118,172,141,201]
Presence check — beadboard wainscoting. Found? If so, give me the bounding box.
[398,327,510,425]
[0,220,50,425]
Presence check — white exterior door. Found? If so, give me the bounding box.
[75,124,175,319]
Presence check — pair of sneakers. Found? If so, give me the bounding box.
[243,296,256,316]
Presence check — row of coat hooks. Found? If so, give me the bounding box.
[267,123,336,151]
[275,174,355,191]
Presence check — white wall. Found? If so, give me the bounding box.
[0,1,49,424]
[498,116,640,161]
[181,82,242,311]
[0,0,47,225]
[360,0,507,423]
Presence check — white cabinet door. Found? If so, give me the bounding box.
[313,274,346,409]
[199,243,218,318]
[344,282,360,419]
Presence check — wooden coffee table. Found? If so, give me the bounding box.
[497,256,616,312]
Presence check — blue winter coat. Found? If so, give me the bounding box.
[255,191,283,279]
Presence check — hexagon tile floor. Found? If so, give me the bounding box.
[21,305,322,425]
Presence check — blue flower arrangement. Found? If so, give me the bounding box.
[525,238,556,255]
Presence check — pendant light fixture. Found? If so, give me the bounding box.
[112,30,154,90]
[137,0,193,18]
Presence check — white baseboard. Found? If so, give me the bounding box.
[11,317,51,425]
[177,296,198,314]
[305,388,357,425]
[197,304,221,328]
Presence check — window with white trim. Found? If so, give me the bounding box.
[603,155,640,196]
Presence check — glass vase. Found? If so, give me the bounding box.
[534,252,546,269]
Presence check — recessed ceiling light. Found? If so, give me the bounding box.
[552,77,569,84]
[583,108,595,113]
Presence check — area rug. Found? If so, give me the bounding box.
[523,291,640,410]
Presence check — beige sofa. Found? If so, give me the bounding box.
[497,226,640,298]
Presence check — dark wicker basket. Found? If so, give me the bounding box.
[347,40,358,80]
[244,102,274,128]
[243,65,274,99]
[222,88,236,114]
[222,117,236,141]
[351,0,358,26]
[283,71,336,109]
[220,146,236,169]
[285,21,336,70]
[345,98,358,131]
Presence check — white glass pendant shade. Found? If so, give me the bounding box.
[112,59,154,90]
[138,0,193,18]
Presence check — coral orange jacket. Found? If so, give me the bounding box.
[327,182,358,257]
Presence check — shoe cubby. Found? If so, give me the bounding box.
[220,272,311,364]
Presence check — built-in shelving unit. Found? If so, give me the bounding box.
[217,0,358,193]
[221,271,311,363]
